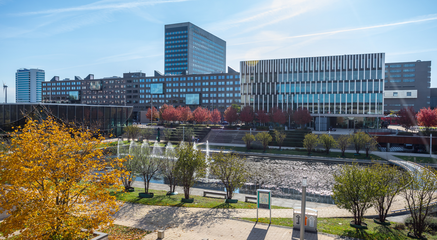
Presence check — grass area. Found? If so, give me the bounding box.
[241,217,437,240]
[204,145,384,160]
[394,155,437,164]
[100,224,152,240]
[111,187,288,209]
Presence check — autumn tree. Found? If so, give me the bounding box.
[303,133,318,155]
[224,106,238,125]
[178,106,193,123]
[256,132,272,152]
[273,129,287,150]
[293,108,312,128]
[416,107,437,134]
[242,133,255,150]
[146,106,159,122]
[337,135,351,157]
[159,104,170,122]
[161,105,180,122]
[210,109,221,124]
[193,106,210,124]
[256,109,270,126]
[271,107,287,125]
[318,134,337,154]
[240,106,254,125]
[211,151,250,200]
[397,107,417,131]
[0,117,124,239]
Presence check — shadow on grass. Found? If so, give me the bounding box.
[339,226,405,240]
[213,203,236,209]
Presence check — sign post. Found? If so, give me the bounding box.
[257,189,271,224]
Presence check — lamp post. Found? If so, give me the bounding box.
[318,97,320,132]
[300,176,307,240]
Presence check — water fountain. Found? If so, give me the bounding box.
[152,141,162,157]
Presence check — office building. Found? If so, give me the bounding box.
[41,68,240,121]
[240,53,385,130]
[15,68,45,103]
[384,60,431,113]
[165,22,226,75]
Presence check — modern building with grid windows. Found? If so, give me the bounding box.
[384,60,431,113]
[165,22,226,75]
[240,53,385,130]
[15,68,45,103]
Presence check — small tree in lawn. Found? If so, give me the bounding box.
[337,135,351,157]
[133,142,160,196]
[303,133,318,155]
[273,129,287,150]
[271,107,287,126]
[402,166,437,238]
[123,125,141,141]
[175,142,206,200]
[211,151,250,200]
[370,163,408,224]
[242,133,255,150]
[161,142,178,194]
[224,106,238,125]
[210,109,221,124]
[146,106,159,122]
[363,134,378,158]
[119,154,136,191]
[351,131,366,154]
[140,127,154,142]
[332,163,378,227]
[193,106,210,124]
[256,132,272,152]
[318,134,337,154]
[416,107,437,135]
[398,107,417,132]
[240,106,255,125]
[256,109,270,126]
[293,108,312,128]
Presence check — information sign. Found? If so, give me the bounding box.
[256,189,271,223]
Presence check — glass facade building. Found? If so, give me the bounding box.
[0,103,133,136]
[165,22,226,75]
[240,53,385,129]
[16,68,45,103]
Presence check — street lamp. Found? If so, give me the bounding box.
[300,176,307,240]
[318,97,320,132]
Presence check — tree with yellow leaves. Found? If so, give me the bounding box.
[0,117,125,239]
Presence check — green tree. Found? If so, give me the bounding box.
[242,133,255,150]
[318,134,337,154]
[140,128,154,142]
[363,134,378,158]
[273,129,287,150]
[210,151,250,200]
[351,131,366,154]
[175,142,206,200]
[332,163,377,226]
[370,163,408,223]
[303,133,318,155]
[256,132,272,152]
[124,125,141,141]
[132,142,160,194]
[402,166,437,238]
[337,135,351,157]
[179,127,194,142]
[161,143,178,194]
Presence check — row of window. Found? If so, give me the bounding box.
[165,35,187,40]
[165,44,187,49]
[165,53,187,58]
[192,32,225,50]
[165,40,187,44]
[388,74,416,78]
[42,81,81,86]
[165,58,187,62]
[165,49,187,53]
[385,79,415,83]
[165,67,188,71]
[165,30,188,35]
[165,62,187,66]
[43,87,81,91]
[386,64,416,68]
[387,69,415,72]
[392,92,412,97]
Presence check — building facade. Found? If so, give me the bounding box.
[15,68,45,103]
[42,69,240,121]
[384,60,431,113]
[240,53,385,130]
[165,22,226,75]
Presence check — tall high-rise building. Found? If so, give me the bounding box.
[384,60,431,113]
[164,22,226,75]
[15,68,45,103]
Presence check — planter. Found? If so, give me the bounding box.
[408,232,427,239]
[138,192,154,198]
[354,153,361,156]
[225,199,238,204]
[126,187,135,192]
[166,191,178,195]
[350,221,368,229]
[181,198,194,203]
[373,218,391,225]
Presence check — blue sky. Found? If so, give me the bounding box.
[1,0,437,102]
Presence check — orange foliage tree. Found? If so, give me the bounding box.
[193,107,210,124]
[146,106,159,121]
[0,117,124,239]
[210,109,221,124]
[416,107,437,134]
[224,106,238,125]
[178,106,193,123]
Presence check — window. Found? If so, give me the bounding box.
[390,80,401,83]
[390,69,401,73]
[390,74,401,77]
[403,69,415,72]
[407,92,412,96]
[404,64,415,67]
[403,74,415,77]
[390,64,401,68]
[403,79,415,82]
[393,92,398,97]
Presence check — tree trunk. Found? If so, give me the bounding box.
[184,185,190,199]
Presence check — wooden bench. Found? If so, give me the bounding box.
[245,196,257,203]
[203,190,227,199]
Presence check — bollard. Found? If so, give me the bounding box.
[157,230,165,239]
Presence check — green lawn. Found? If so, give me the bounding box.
[393,155,437,164]
[111,187,288,209]
[241,217,437,240]
[204,145,384,160]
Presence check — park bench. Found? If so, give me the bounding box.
[203,190,227,199]
[245,196,257,203]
